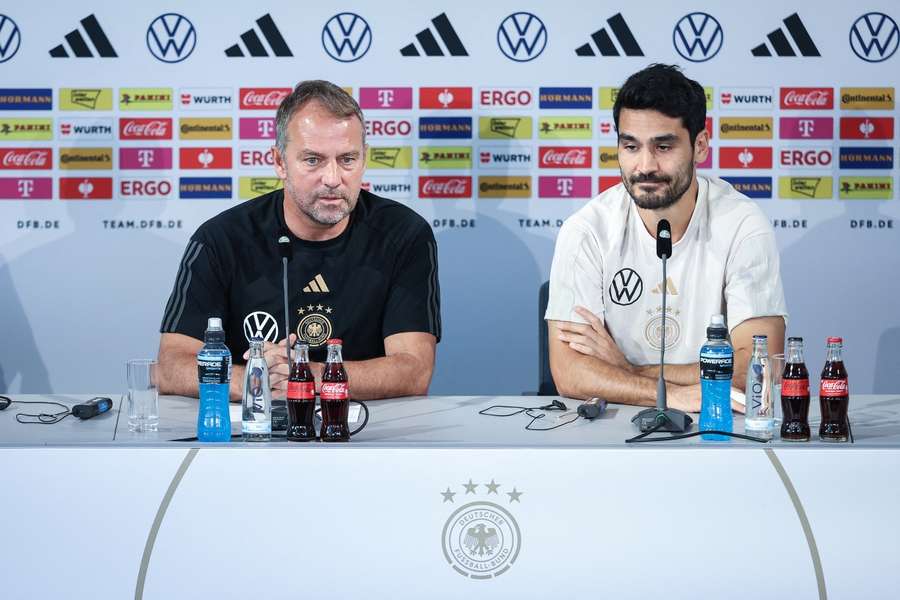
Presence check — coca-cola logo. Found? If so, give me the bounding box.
[781,88,834,109]
[1,149,51,169]
[120,119,171,139]
[820,379,849,396]
[240,88,291,109]
[321,382,348,399]
[539,146,590,167]
[419,176,472,198]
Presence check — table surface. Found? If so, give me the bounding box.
[2,393,898,448]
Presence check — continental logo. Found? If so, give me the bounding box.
[366,146,413,169]
[598,146,619,169]
[719,117,773,139]
[418,146,472,169]
[478,117,532,139]
[839,87,895,110]
[538,117,592,139]
[778,176,833,199]
[119,88,173,111]
[598,87,619,109]
[59,147,113,170]
[238,177,283,199]
[478,176,531,198]
[839,177,893,200]
[0,118,53,140]
[179,118,233,140]
[60,88,113,110]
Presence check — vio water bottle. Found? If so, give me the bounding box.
[197,317,232,442]
[699,314,733,441]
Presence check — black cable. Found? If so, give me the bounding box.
[627,429,770,443]
[0,396,73,425]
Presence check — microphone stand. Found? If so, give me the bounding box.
[273,234,292,431]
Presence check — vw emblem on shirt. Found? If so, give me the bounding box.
[849,12,899,63]
[322,12,372,62]
[243,311,279,343]
[497,12,547,62]
[146,13,197,63]
[609,268,643,306]
[672,12,723,62]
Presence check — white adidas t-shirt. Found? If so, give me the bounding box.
[545,176,788,366]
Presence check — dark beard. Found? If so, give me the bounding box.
[623,161,694,210]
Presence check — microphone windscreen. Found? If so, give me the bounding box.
[277,232,292,261]
[656,219,672,259]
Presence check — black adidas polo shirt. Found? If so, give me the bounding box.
[160,189,441,364]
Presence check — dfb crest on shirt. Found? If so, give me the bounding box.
[296,304,334,347]
[243,311,279,342]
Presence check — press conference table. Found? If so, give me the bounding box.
[2,394,899,600]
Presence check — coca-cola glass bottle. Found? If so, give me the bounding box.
[320,339,350,442]
[819,337,850,442]
[780,337,810,442]
[286,342,317,442]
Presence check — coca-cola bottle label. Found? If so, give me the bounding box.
[782,378,809,396]
[320,382,349,400]
[287,381,315,400]
[820,379,849,397]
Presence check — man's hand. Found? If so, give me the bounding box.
[555,306,632,371]
[243,334,297,395]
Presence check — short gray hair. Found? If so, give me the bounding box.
[275,80,366,156]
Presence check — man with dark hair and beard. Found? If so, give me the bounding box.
[158,80,440,401]
[545,64,786,412]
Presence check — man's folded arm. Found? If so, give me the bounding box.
[340,331,436,400]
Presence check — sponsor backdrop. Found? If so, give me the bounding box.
[0,0,898,395]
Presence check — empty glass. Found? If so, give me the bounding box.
[126,359,159,432]
[770,353,784,426]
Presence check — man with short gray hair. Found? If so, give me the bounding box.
[158,80,440,401]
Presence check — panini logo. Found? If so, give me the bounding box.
[239,177,283,199]
[479,176,531,198]
[59,147,112,169]
[419,117,472,139]
[778,176,832,199]
[59,118,113,140]
[180,87,234,110]
[363,177,412,198]
[839,177,893,199]
[418,146,472,169]
[366,146,413,169]
[478,146,533,168]
[180,118,233,140]
[721,176,773,199]
[0,119,52,140]
[478,117,532,139]
[119,88,173,111]
[179,177,232,199]
[60,88,112,111]
[840,87,895,110]
[719,87,774,110]
[598,87,619,109]
[0,89,52,110]
[479,88,533,107]
[538,87,592,109]
[598,147,619,169]
[0,148,52,170]
[538,117,592,139]
[839,147,894,169]
[420,87,473,109]
[719,117,773,139]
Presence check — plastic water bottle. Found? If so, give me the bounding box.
[699,314,733,441]
[242,336,272,441]
[197,317,232,442]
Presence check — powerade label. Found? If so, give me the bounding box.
[287,381,315,400]
[700,351,733,380]
[198,357,231,384]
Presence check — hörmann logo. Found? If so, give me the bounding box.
[419,117,472,139]
[719,117,773,139]
[839,147,894,169]
[538,87,592,109]
[0,88,52,110]
[179,177,232,199]
[721,176,773,198]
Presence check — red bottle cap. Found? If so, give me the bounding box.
[327,338,343,345]
[827,337,843,344]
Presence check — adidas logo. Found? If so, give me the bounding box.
[576,13,643,56]
[303,274,330,293]
[49,14,117,58]
[751,13,820,57]
[225,13,292,57]
[400,13,468,56]
[651,277,678,295]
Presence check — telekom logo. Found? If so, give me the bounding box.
[257,120,274,137]
[798,119,815,137]
[17,179,34,197]
[137,149,155,168]
[556,178,573,196]
[377,89,394,107]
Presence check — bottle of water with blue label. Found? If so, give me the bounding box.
[699,314,733,441]
[197,317,232,442]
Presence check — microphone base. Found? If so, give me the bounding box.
[631,408,693,433]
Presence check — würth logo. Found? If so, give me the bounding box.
[303,274,330,293]
[49,14,117,58]
[400,13,468,56]
[576,13,643,57]
[225,14,292,57]
[751,13,820,57]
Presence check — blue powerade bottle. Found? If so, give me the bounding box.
[197,317,232,442]
[699,314,733,441]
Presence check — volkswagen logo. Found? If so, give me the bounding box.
[146,13,197,63]
[673,12,723,62]
[609,268,643,306]
[0,14,21,63]
[497,12,547,62]
[243,311,279,343]
[849,12,899,63]
[322,12,372,62]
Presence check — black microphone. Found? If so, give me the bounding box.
[274,231,292,431]
[656,219,672,259]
